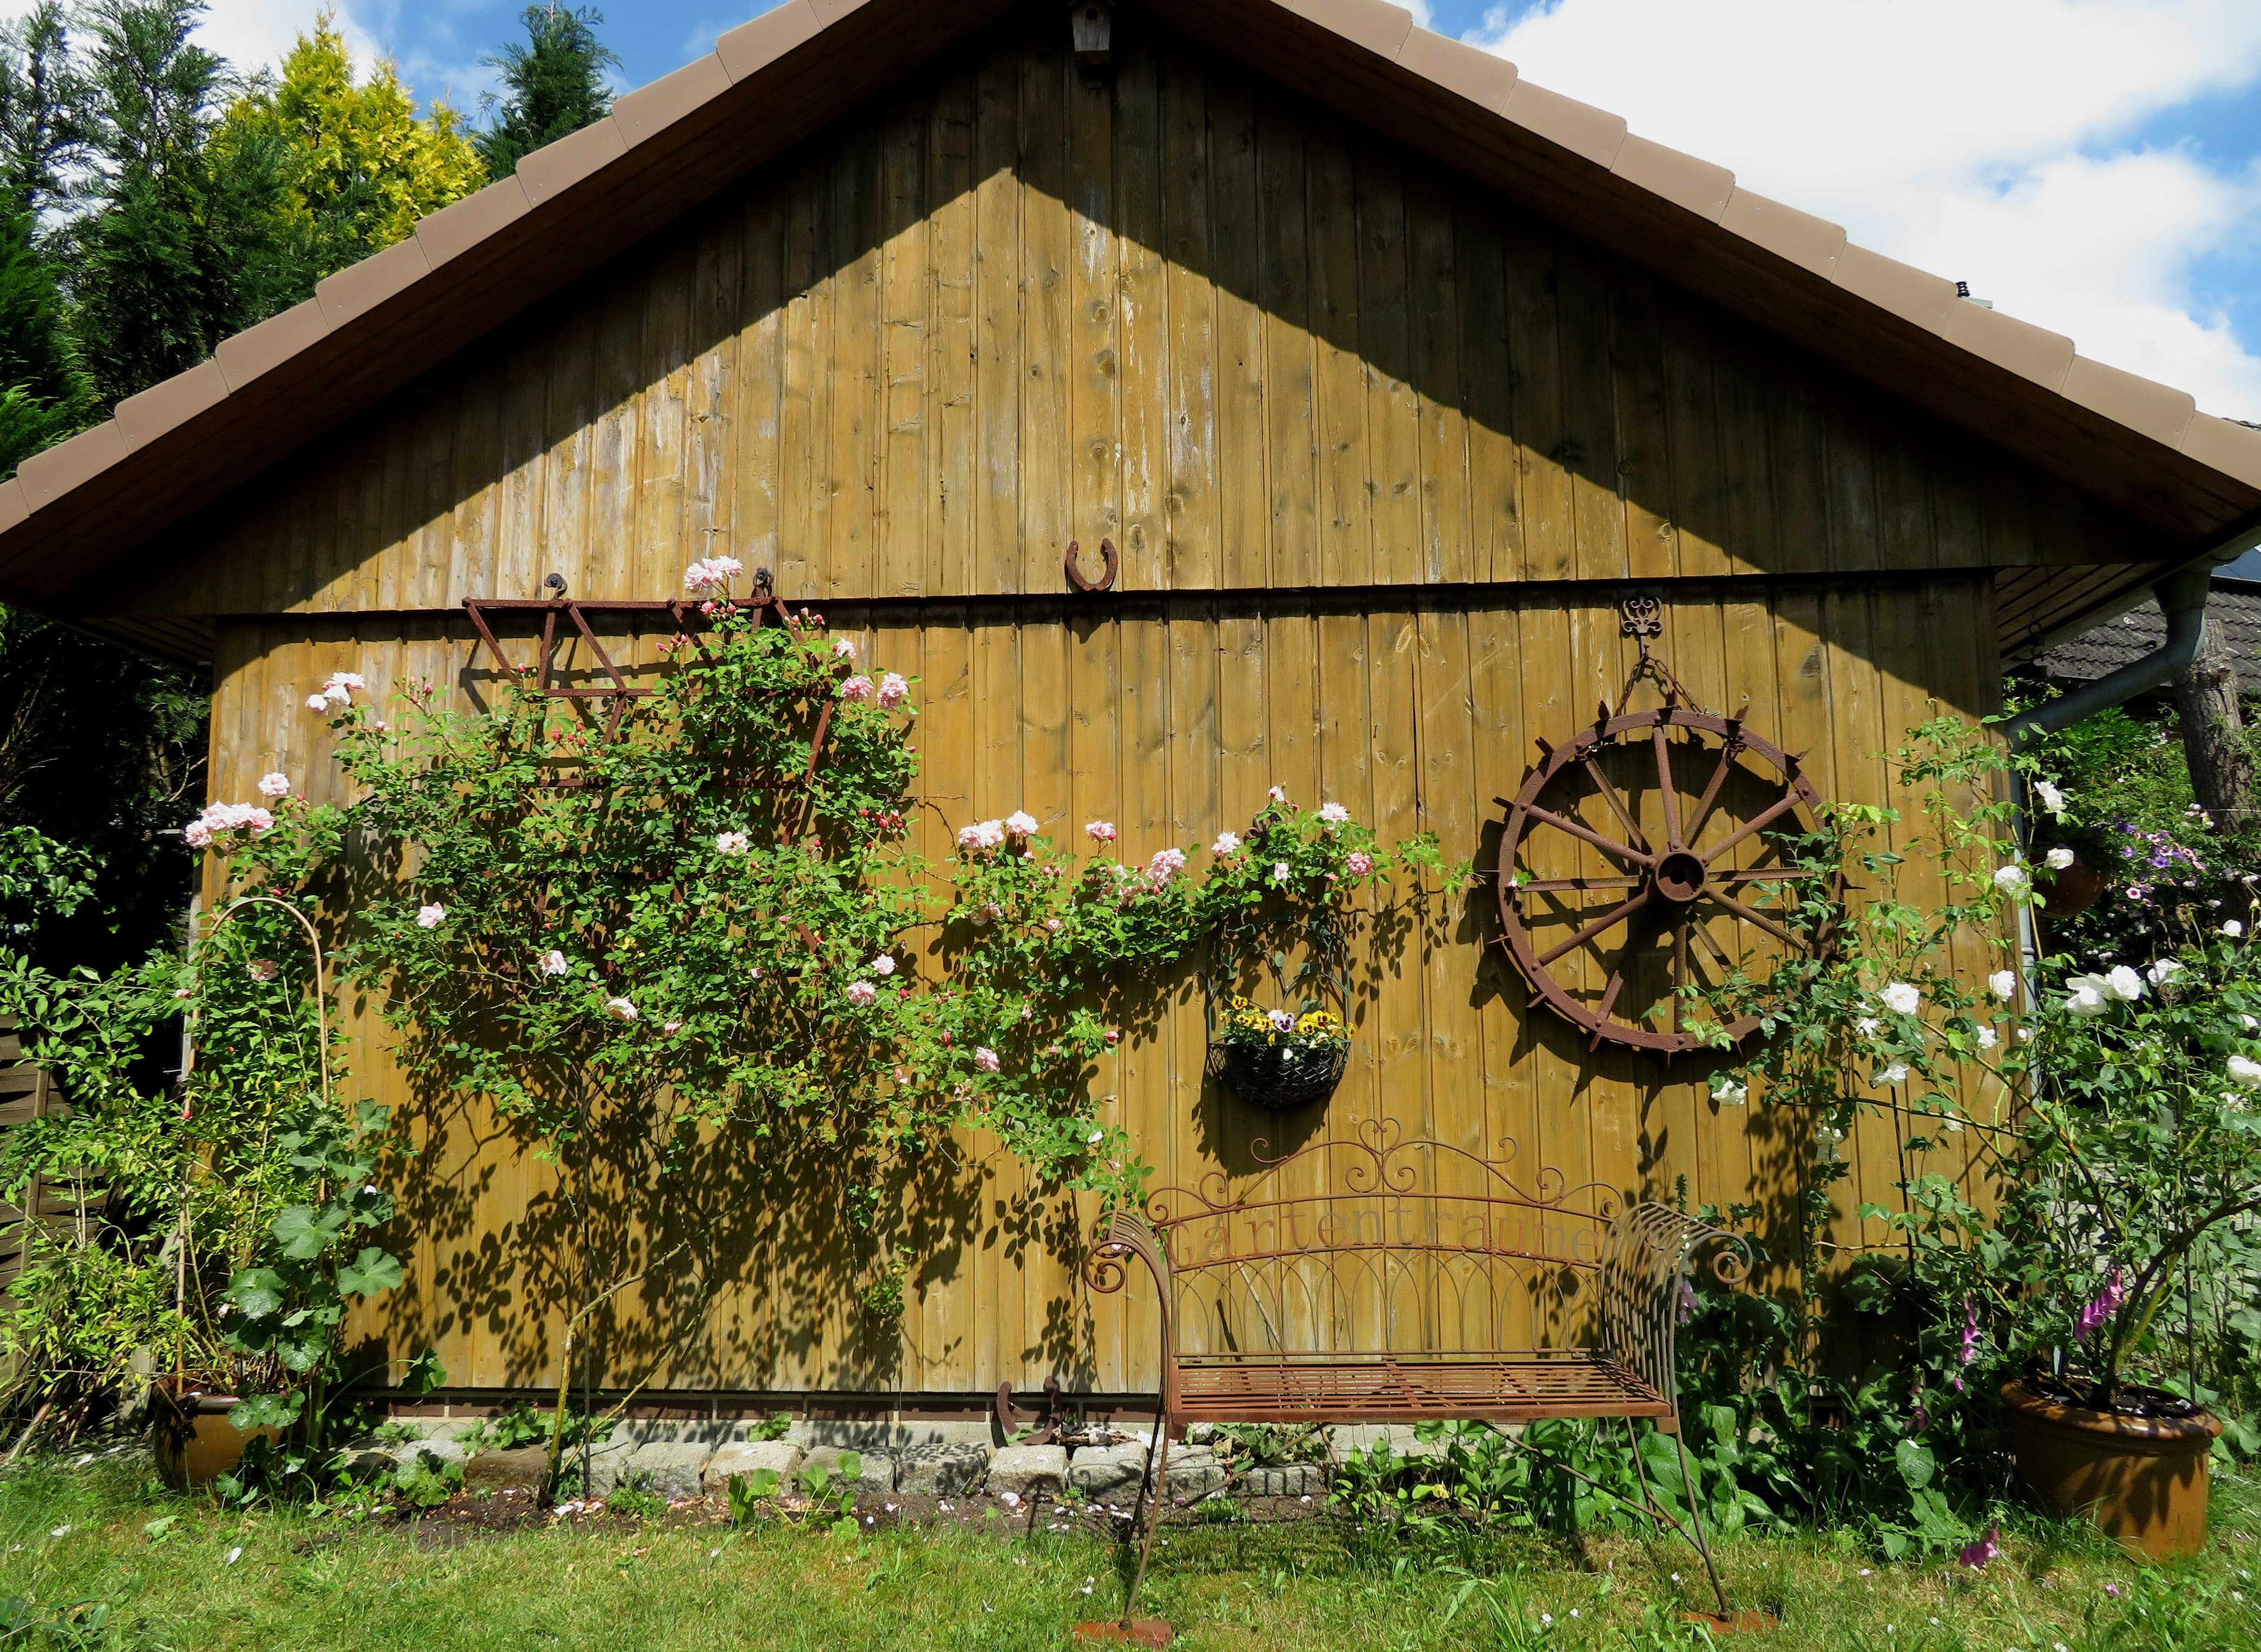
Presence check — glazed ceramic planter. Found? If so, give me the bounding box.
[150,1391,280,1492]
[2003,1379,2222,1560]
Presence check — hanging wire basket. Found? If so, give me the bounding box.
[1213,1034,1350,1112]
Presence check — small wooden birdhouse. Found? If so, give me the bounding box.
[1071,0,1112,73]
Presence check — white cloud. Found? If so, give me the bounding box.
[1473,0,2261,417]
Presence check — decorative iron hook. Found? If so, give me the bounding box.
[1065,538,1118,593]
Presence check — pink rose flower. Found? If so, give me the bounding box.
[605,997,638,1021]
[247,959,279,982]
[416,903,446,929]
[871,954,897,977]
[846,981,878,1008]
[833,636,857,661]
[1005,811,1039,837]
[1318,802,1350,824]
[973,1046,1001,1073]
[257,772,290,799]
[838,675,875,702]
[541,951,569,977]
[877,672,910,708]
[684,555,743,592]
[1345,851,1373,877]
[1085,821,1117,843]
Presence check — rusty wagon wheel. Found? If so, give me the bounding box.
[1495,706,1832,1055]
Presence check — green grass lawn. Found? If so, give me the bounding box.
[3,1454,2257,1651]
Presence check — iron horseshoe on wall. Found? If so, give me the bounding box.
[1064,537,1119,593]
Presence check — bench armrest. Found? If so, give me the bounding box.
[1597,1205,1755,1421]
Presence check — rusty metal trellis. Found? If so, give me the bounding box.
[1080,1117,1753,1615]
[460,583,837,827]
[1492,593,1836,1056]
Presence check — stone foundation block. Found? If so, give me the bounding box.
[1068,1441,1150,1496]
[986,1444,1068,1498]
[702,1439,803,1494]
[1242,1463,1324,1497]
[894,1443,989,1495]
[622,1441,712,1500]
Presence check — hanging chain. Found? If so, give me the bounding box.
[1610,592,1702,716]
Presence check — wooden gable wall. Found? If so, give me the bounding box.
[170,12,2037,1398]
[104,12,2166,626]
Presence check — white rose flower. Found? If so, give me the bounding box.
[2044,846,2076,871]
[1976,1025,1998,1050]
[715,831,751,856]
[1875,1063,1909,1087]
[1853,1016,1881,1037]
[1992,864,2030,895]
[1988,970,2017,1000]
[2103,965,2145,1002]
[2228,1054,2261,1089]
[1710,1077,1749,1106]
[2063,977,2110,1017]
[2033,779,2066,814]
[1881,981,1920,1016]
[541,950,569,976]
[2224,921,2245,938]
[2146,958,2186,988]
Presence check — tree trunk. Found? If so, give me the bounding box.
[2173,613,2252,827]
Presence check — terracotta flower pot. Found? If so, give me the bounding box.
[150,1391,281,1492]
[2031,852,2106,920]
[2002,1379,2222,1560]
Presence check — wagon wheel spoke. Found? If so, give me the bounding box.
[1683,740,1740,845]
[1589,962,1632,1048]
[1712,865,1823,884]
[1535,891,1652,968]
[1580,755,1652,857]
[1670,918,1689,1033]
[1521,804,1652,870]
[1692,919,1738,971]
[1698,791,1805,864]
[1702,890,1798,947]
[1515,874,1644,893]
[1653,722,1685,851]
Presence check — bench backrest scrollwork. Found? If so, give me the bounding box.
[1083,1120,1753,1421]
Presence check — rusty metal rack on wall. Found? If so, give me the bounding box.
[460,581,836,834]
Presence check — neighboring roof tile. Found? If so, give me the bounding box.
[1279,0,1414,60]
[2038,582,2261,696]
[1832,245,1957,333]
[414,175,532,269]
[316,235,432,329]
[518,115,628,206]
[2062,356,2197,450]
[716,1,826,76]
[0,479,25,535]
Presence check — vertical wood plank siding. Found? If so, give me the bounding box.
[210,580,1998,1393]
[108,19,2164,622]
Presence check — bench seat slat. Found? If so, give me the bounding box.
[1172,1351,1670,1425]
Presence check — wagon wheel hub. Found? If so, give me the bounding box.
[1652,851,1706,905]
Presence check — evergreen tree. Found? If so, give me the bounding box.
[0,1,82,217]
[0,201,89,475]
[474,4,616,179]
[218,12,484,268]
[61,0,299,404]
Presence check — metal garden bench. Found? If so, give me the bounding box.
[1082,1120,1752,1616]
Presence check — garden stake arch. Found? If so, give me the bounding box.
[1494,595,1835,1056]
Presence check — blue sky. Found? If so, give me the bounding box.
[34,0,2256,419]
